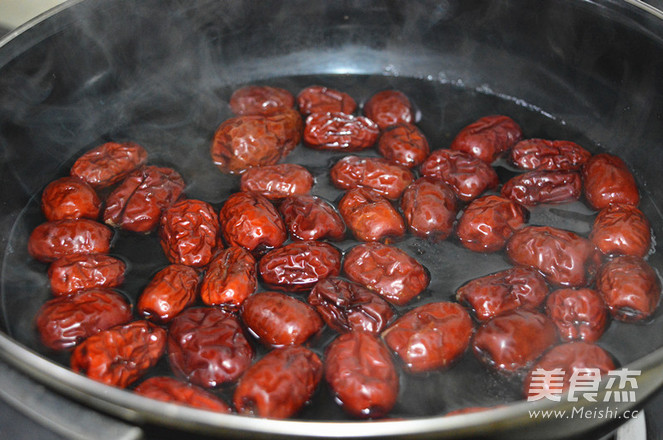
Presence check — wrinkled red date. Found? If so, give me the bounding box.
[325,332,399,418]
[419,149,499,202]
[159,199,221,267]
[259,241,342,292]
[596,255,661,322]
[297,85,356,116]
[70,142,148,189]
[103,166,185,233]
[168,307,253,387]
[456,195,528,253]
[308,277,394,334]
[48,253,125,296]
[240,163,314,200]
[41,177,101,222]
[35,288,131,351]
[278,194,346,241]
[240,291,323,346]
[382,302,473,373]
[234,345,322,419]
[472,309,557,373]
[510,139,592,171]
[582,153,640,210]
[137,265,199,323]
[338,187,405,242]
[28,219,112,263]
[545,288,608,342]
[456,267,549,322]
[330,155,414,200]
[506,226,602,287]
[450,115,522,163]
[501,170,582,206]
[200,246,257,308]
[363,89,414,130]
[343,242,429,306]
[229,85,295,116]
[134,376,231,412]
[377,123,430,168]
[400,177,456,240]
[303,112,379,151]
[70,320,166,388]
[590,204,651,258]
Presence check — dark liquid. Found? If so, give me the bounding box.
[3,74,663,420]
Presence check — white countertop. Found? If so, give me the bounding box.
[0,0,67,31]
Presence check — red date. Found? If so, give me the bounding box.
[308,277,394,334]
[456,195,528,253]
[70,320,166,388]
[297,85,356,116]
[338,187,405,242]
[456,267,549,322]
[363,89,414,130]
[325,332,398,418]
[590,204,651,258]
[263,108,303,157]
[501,170,582,206]
[240,163,314,200]
[134,376,231,413]
[582,153,639,209]
[377,123,430,168]
[70,142,148,189]
[104,166,185,233]
[472,309,557,373]
[545,288,608,342]
[159,199,221,267]
[137,265,198,323]
[259,241,342,292]
[596,255,661,322]
[382,302,473,373]
[234,346,322,419]
[278,194,346,241]
[400,177,457,240]
[28,219,112,263]
[303,112,379,151]
[450,115,522,163]
[240,291,323,346]
[510,139,591,171]
[419,149,499,202]
[41,177,101,222]
[48,254,125,296]
[330,155,414,200]
[200,247,256,308]
[168,307,253,387]
[35,288,131,351]
[343,242,429,306]
[506,226,602,287]
[229,85,295,116]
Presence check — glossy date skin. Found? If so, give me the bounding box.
[159,199,220,267]
[229,85,295,116]
[308,277,394,334]
[240,163,314,200]
[137,265,199,323]
[297,85,356,116]
[41,177,101,222]
[343,242,429,306]
[545,288,608,342]
[48,254,125,296]
[134,376,231,413]
[472,309,557,374]
[596,256,661,322]
[218,191,287,254]
[168,307,253,387]
[278,195,346,241]
[330,155,414,200]
[234,346,322,419]
[363,89,414,130]
[506,226,602,287]
[35,288,132,351]
[450,115,522,163]
[70,320,166,388]
[510,139,591,171]
[419,149,499,202]
[590,204,651,258]
[382,302,473,373]
[400,177,457,240]
[70,142,148,189]
[325,332,398,418]
[501,170,582,206]
[200,247,257,308]
[303,112,379,151]
[240,291,323,346]
[103,166,185,233]
[456,267,549,322]
[338,187,405,242]
[582,153,640,210]
[258,241,342,292]
[28,219,112,263]
[456,195,528,253]
[377,123,430,168]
